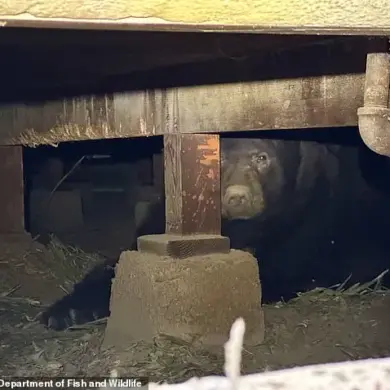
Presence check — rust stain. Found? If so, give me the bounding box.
[197,136,219,166]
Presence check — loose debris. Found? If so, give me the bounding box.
[45,235,105,292]
[0,233,104,304]
[0,235,389,383]
[294,269,389,300]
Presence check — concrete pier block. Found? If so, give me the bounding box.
[103,249,264,349]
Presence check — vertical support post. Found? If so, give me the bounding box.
[137,133,229,258]
[164,133,221,235]
[0,146,25,233]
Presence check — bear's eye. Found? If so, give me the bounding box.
[252,153,269,166]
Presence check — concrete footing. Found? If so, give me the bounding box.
[103,249,264,349]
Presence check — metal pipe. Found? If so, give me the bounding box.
[358,41,390,156]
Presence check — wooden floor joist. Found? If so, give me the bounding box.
[0,73,364,146]
[1,0,390,35]
[0,74,364,146]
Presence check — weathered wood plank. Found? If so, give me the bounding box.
[0,94,120,147]
[173,74,364,134]
[0,37,371,145]
[0,72,364,146]
[164,134,221,235]
[0,146,24,233]
[1,0,390,35]
[0,75,365,145]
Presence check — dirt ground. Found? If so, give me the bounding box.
[0,233,389,382]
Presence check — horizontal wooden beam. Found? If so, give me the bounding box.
[0,37,370,146]
[0,73,364,146]
[1,0,390,35]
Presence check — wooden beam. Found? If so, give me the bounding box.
[0,146,24,233]
[164,134,221,235]
[0,37,371,146]
[1,0,390,35]
[0,75,365,146]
